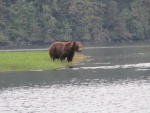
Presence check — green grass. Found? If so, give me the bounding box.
[0,51,85,72]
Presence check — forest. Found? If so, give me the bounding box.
[0,0,150,45]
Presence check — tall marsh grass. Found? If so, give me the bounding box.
[0,51,84,72]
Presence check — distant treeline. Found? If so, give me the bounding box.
[0,0,150,45]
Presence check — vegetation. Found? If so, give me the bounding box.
[0,0,150,44]
[0,51,85,72]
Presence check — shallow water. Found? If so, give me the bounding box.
[1,42,150,113]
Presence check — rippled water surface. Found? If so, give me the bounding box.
[1,42,150,113]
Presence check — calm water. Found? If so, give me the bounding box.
[0,42,150,113]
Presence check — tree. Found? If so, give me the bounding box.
[0,0,150,44]
[8,0,35,42]
[104,0,131,41]
[0,0,8,42]
[130,0,150,39]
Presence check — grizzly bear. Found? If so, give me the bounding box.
[48,41,82,62]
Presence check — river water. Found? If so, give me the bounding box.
[0,42,150,113]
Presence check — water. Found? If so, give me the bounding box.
[0,42,150,113]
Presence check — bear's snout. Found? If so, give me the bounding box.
[77,48,82,52]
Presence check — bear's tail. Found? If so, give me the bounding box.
[48,47,51,58]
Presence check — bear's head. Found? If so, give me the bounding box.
[74,42,82,52]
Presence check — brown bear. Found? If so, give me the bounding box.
[48,41,82,62]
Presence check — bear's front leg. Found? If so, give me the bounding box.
[60,53,67,61]
[67,54,74,62]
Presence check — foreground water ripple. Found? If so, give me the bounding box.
[0,79,150,113]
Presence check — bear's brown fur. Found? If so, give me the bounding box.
[48,41,82,62]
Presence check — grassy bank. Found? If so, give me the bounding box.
[0,51,85,72]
